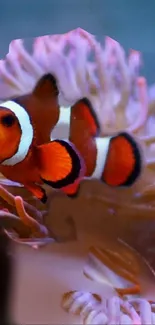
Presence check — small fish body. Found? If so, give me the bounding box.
[0,75,85,202]
[0,74,142,202]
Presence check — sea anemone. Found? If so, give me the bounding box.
[62,292,155,324]
[0,28,155,321]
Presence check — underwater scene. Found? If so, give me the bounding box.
[0,26,155,324]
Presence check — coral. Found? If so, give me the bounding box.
[0,181,51,246]
[62,292,155,324]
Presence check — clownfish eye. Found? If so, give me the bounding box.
[1,114,16,127]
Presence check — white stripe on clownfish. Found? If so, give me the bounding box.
[50,105,112,180]
[91,136,112,179]
[0,100,33,166]
[50,106,71,141]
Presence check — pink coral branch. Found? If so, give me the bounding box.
[0,210,31,237]
[15,196,48,237]
[109,38,130,130]
[0,185,43,222]
[0,59,22,90]
[127,77,149,133]
[78,28,110,94]
[128,49,142,82]
[10,39,44,78]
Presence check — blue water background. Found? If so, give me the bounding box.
[0,0,154,84]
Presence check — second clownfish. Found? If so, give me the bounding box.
[0,74,142,203]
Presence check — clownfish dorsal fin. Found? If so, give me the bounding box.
[71,97,100,137]
[33,73,59,99]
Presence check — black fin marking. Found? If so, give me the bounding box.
[116,132,142,187]
[72,97,100,137]
[40,191,48,204]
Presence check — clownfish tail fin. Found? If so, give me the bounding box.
[101,132,142,187]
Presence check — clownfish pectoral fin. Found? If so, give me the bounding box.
[72,98,100,137]
[33,73,59,99]
[36,139,85,197]
[24,183,47,204]
[102,132,142,187]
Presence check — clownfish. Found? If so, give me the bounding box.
[0,74,142,203]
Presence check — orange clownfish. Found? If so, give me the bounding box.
[0,74,142,203]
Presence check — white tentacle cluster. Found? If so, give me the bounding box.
[62,291,155,324]
[62,290,101,315]
[0,28,152,134]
